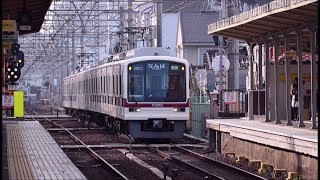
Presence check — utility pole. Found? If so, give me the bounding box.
[71,28,75,72]
[228,0,240,89]
[218,0,227,90]
[119,5,125,51]
[154,0,162,47]
[128,0,134,50]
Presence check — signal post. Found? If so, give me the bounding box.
[2,20,25,118]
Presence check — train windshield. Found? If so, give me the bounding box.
[128,61,186,102]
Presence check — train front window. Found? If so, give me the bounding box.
[128,61,186,102]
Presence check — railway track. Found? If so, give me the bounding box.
[26,107,269,179]
[147,145,267,180]
[26,113,130,179]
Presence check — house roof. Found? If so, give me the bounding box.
[180,12,220,44]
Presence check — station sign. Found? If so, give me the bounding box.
[2,93,14,109]
[2,20,18,42]
[224,91,237,104]
[285,50,296,58]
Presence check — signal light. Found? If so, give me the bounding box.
[10,43,20,56]
[7,64,21,83]
[16,50,24,68]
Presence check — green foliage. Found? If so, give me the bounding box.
[190,75,200,96]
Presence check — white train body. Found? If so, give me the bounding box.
[63,47,190,138]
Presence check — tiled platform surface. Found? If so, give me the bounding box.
[206,118,318,157]
[5,120,87,180]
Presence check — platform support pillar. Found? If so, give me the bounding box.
[261,35,271,122]
[305,23,317,129]
[281,29,292,126]
[253,37,264,120]
[270,32,281,124]
[216,131,221,153]
[246,41,255,120]
[292,26,305,127]
[208,129,217,151]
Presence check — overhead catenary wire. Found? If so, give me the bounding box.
[23,0,209,79]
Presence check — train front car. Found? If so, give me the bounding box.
[123,56,189,139]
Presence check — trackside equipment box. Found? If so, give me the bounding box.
[14,91,24,118]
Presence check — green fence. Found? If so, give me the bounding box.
[190,95,210,139]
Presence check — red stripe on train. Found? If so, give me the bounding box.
[122,98,189,107]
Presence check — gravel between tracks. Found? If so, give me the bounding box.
[72,130,129,144]
[96,149,161,180]
[184,146,273,179]
[130,149,205,180]
[64,150,121,179]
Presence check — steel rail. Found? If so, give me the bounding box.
[174,146,268,180]
[29,110,129,180]
[60,144,208,149]
[47,117,129,180]
[147,145,225,180]
[46,127,106,131]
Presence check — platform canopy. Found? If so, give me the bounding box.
[208,0,318,53]
[2,0,53,35]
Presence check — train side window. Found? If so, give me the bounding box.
[107,75,109,94]
[98,75,100,94]
[94,77,96,94]
[101,76,103,94]
[103,75,106,93]
[119,74,122,96]
[96,77,98,94]
[107,75,110,94]
[116,75,118,96]
[113,75,115,95]
[97,76,99,94]
[106,74,109,94]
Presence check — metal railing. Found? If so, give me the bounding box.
[208,0,315,33]
[219,89,246,114]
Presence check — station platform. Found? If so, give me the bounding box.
[2,120,87,180]
[206,118,317,157]
[206,118,318,179]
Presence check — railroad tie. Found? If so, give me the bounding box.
[286,172,298,180]
[273,169,287,179]
[249,160,261,167]
[224,152,235,158]
[258,163,273,174]
[118,149,172,180]
[236,155,246,163]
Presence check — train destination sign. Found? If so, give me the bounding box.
[148,63,166,70]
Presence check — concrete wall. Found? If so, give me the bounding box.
[221,132,318,179]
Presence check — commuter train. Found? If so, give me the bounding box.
[63,47,190,139]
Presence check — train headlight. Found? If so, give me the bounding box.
[173,108,185,112]
[129,108,140,112]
